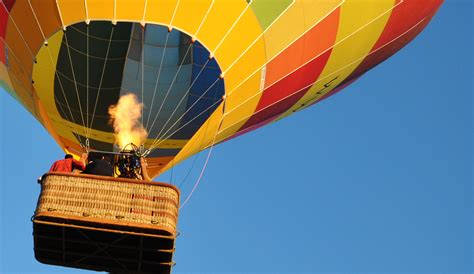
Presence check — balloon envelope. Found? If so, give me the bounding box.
[0,0,443,178]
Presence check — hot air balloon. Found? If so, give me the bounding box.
[0,0,443,273]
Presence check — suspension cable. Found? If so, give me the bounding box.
[193,0,215,40]
[86,22,90,132]
[63,29,88,138]
[88,25,115,138]
[146,77,221,152]
[144,30,170,129]
[177,82,216,188]
[144,0,182,128]
[180,96,227,209]
[147,0,247,152]
[143,95,223,156]
[145,39,194,137]
[141,24,145,125]
[150,57,212,143]
[23,2,85,145]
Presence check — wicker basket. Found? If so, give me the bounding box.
[33,172,180,273]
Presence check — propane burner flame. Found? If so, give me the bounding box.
[108,94,148,149]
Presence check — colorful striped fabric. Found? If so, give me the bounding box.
[0,0,443,178]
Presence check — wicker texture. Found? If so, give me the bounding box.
[36,173,179,235]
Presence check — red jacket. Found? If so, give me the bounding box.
[49,158,85,172]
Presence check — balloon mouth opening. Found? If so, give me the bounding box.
[42,20,225,155]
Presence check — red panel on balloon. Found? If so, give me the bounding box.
[264,8,340,88]
[239,8,341,131]
[0,4,8,63]
[241,49,332,131]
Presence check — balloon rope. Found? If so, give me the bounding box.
[88,26,115,138]
[0,37,35,90]
[145,94,222,154]
[211,1,251,55]
[27,0,46,41]
[169,160,174,184]
[83,0,90,23]
[141,25,144,125]
[180,96,226,209]
[1,2,34,58]
[177,151,200,188]
[222,1,398,99]
[63,30,88,137]
[32,0,89,138]
[145,37,194,135]
[45,52,80,142]
[0,37,29,76]
[176,78,217,188]
[221,1,297,76]
[86,23,90,131]
[179,137,215,209]
[22,2,83,143]
[144,30,171,129]
[193,0,215,39]
[144,0,180,129]
[0,41,47,113]
[149,57,212,144]
[146,77,221,152]
[2,2,40,116]
[217,18,427,137]
[11,0,401,150]
[169,0,181,29]
[141,0,148,25]
[148,0,251,151]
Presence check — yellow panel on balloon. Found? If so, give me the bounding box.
[87,0,114,21]
[172,0,213,36]
[161,104,224,171]
[116,0,145,22]
[303,0,344,29]
[217,70,262,136]
[144,0,177,26]
[213,8,263,71]
[0,63,13,91]
[217,43,266,140]
[32,30,80,144]
[194,0,248,54]
[57,0,87,26]
[33,30,63,120]
[223,38,265,93]
[282,0,397,117]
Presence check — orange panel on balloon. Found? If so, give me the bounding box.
[264,8,340,88]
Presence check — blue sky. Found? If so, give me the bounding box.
[1,1,472,273]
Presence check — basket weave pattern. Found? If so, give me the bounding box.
[36,173,179,234]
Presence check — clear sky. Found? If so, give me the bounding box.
[1,1,472,273]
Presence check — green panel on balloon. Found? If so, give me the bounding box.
[249,0,294,30]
